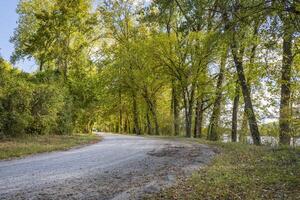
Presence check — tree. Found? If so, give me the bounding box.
[207,48,228,141]
[276,0,298,145]
[11,0,97,79]
[231,80,240,142]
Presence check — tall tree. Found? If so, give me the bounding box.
[231,80,240,142]
[207,48,227,141]
[277,0,297,145]
[11,0,97,79]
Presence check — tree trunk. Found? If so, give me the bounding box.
[124,116,128,134]
[231,45,261,145]
[39,59,44,72]
[132,92,141,135]
[119,90,122,133]
[172,83,180,136]
[239,34,257,143]
[231,80,240,142]
[128,120,132,134]
[240,106,248,143]
[149,100,160,135]
[183,86,194,138]
[185,109,192,138]
[194,98,204,138]
[143,91,160,135]
[146,108,152,135]
[208,50,227,141]
[115,121,119,133]
[279,22,293,145]
[152,107,160,135]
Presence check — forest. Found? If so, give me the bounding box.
[0,0,299,146]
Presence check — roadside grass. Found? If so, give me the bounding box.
[0,134,101,160]
[150,139,300,200]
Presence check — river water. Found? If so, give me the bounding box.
[222,134,300,147]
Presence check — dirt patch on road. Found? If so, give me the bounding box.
[147,145,184,157]
[114,143,217,200]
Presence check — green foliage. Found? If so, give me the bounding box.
[55,94,75,135]
[11,0,97,76]
[0,78,33,137]
[27,84,65,135]
[4,0,102,137]
[0,62,74,137]
[260,122,280,137]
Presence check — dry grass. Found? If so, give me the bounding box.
[0,134,101,160]
[150,140,300,200]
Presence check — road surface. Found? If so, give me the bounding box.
[0,133,216,200]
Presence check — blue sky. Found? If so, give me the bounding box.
[0,0,37,72]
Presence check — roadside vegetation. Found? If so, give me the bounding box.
[0,59,102,159]
[0,134,101,160]
[151,141,300,200]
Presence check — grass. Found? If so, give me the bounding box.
[151,139,300,200]
[0,134,101,160]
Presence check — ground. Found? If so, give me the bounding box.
[1,134,298,200]
[149,139,300,200]
[0,133,216,200]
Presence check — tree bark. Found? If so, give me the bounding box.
[132,91,141,135]
[208,50,227,141]
[124,116,128,134]
[183,86,195,138]
[231,80,240,142]
[231,44,261,145]
[239,32,257,142]
[150,101,160,135]
[172,84,180,136]
[115,122,119,133]
[127,118,131,134]
[143,88,160,135]
[146,108,152,135]
[279,21,293,145]
[119,90,122,133]
[240,106,248,143]
[194,97,204,138]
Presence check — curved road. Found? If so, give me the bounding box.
[0,133,216,200]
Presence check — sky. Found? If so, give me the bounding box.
[0,0,37,72]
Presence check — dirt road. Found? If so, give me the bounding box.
[0,133,216,200]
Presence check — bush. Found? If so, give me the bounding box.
[0,79,33,137]
[55,93,75,135]
[26,84,65,135]
[30,70,75,135]
[0,65,74,137]
[0,62,100,137]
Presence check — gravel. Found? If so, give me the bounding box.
[0,133,216,200]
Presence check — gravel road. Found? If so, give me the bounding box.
[0,133,216,200]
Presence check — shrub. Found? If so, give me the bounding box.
[30,70,74,135]
[0,65,73,137]
[55,93,75,135]
[27,84,64,135]
[0,79,33,137]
